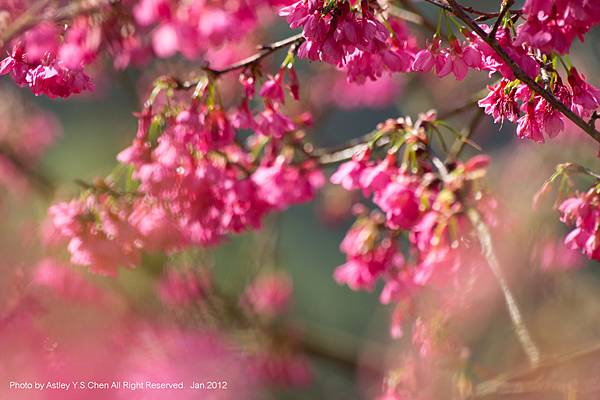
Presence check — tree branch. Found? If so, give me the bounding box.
[171,34,305,90]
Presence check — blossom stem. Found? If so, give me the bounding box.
[467,208,541,366]
[427,0,600,144]
[489,0,514,39]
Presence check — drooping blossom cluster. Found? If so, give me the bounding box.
[48,68,323,274]
[330,115,494,336]
[0,0,285,97]
[241,272,293,318]
[5,0,600,399]
[516,0,600,54]
[478,67,600,143]
[133,0,281,59]
[280,1,416,82]
[559,187,600,261]
[0,18,97,97]
[410,22,540,81]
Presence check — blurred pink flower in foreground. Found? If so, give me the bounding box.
[241,272,293,318]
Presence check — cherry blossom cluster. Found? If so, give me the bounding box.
[5,0,600,398]
[0,19,97,97]
[559,187,600,261]
[48,67,323,275]
[330,115,494,336]
[133,0,283,59]
[516,0,600,54]
[0,0,285,97]
[280,1,416,82]
[479,68,600,143]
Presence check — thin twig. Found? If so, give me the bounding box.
[172,34,305,89]
[467,208,541,366]
[446,108,485,162]
[489,0,514,39]
[421,0,522,20]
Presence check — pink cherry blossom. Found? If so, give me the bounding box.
[516,0,600,54]
[559,189,600,261]
[568,68,600,119]
[242,272,293,317]
[516,102,545,143]
[157,268,210,306]
[478,80,520,124]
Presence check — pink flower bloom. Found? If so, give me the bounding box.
[335,222,403,291]
[373,176,421,230]
[360,155,396,194]
[133,0,270,60]
[516,0,600,53]
[260,73,285,104]
[412,48,434,72]
[128,200,186,252]
[34,258,108,304]
[157,268,210,306]
[252,156,324,209]
[559,189,600,261]
[23,22,60,63]
[330,148,370,191]
[516,102,545,143]
[0,31,94,98]
[471,27,539,79]
[58,17,102,69]
[48,197,141,276]
[281,1,414,82]
[568,68,600,119]
[534,239,584,271]
[242,273,293,317]
[536,97,565,138]
[255,104,296,138]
